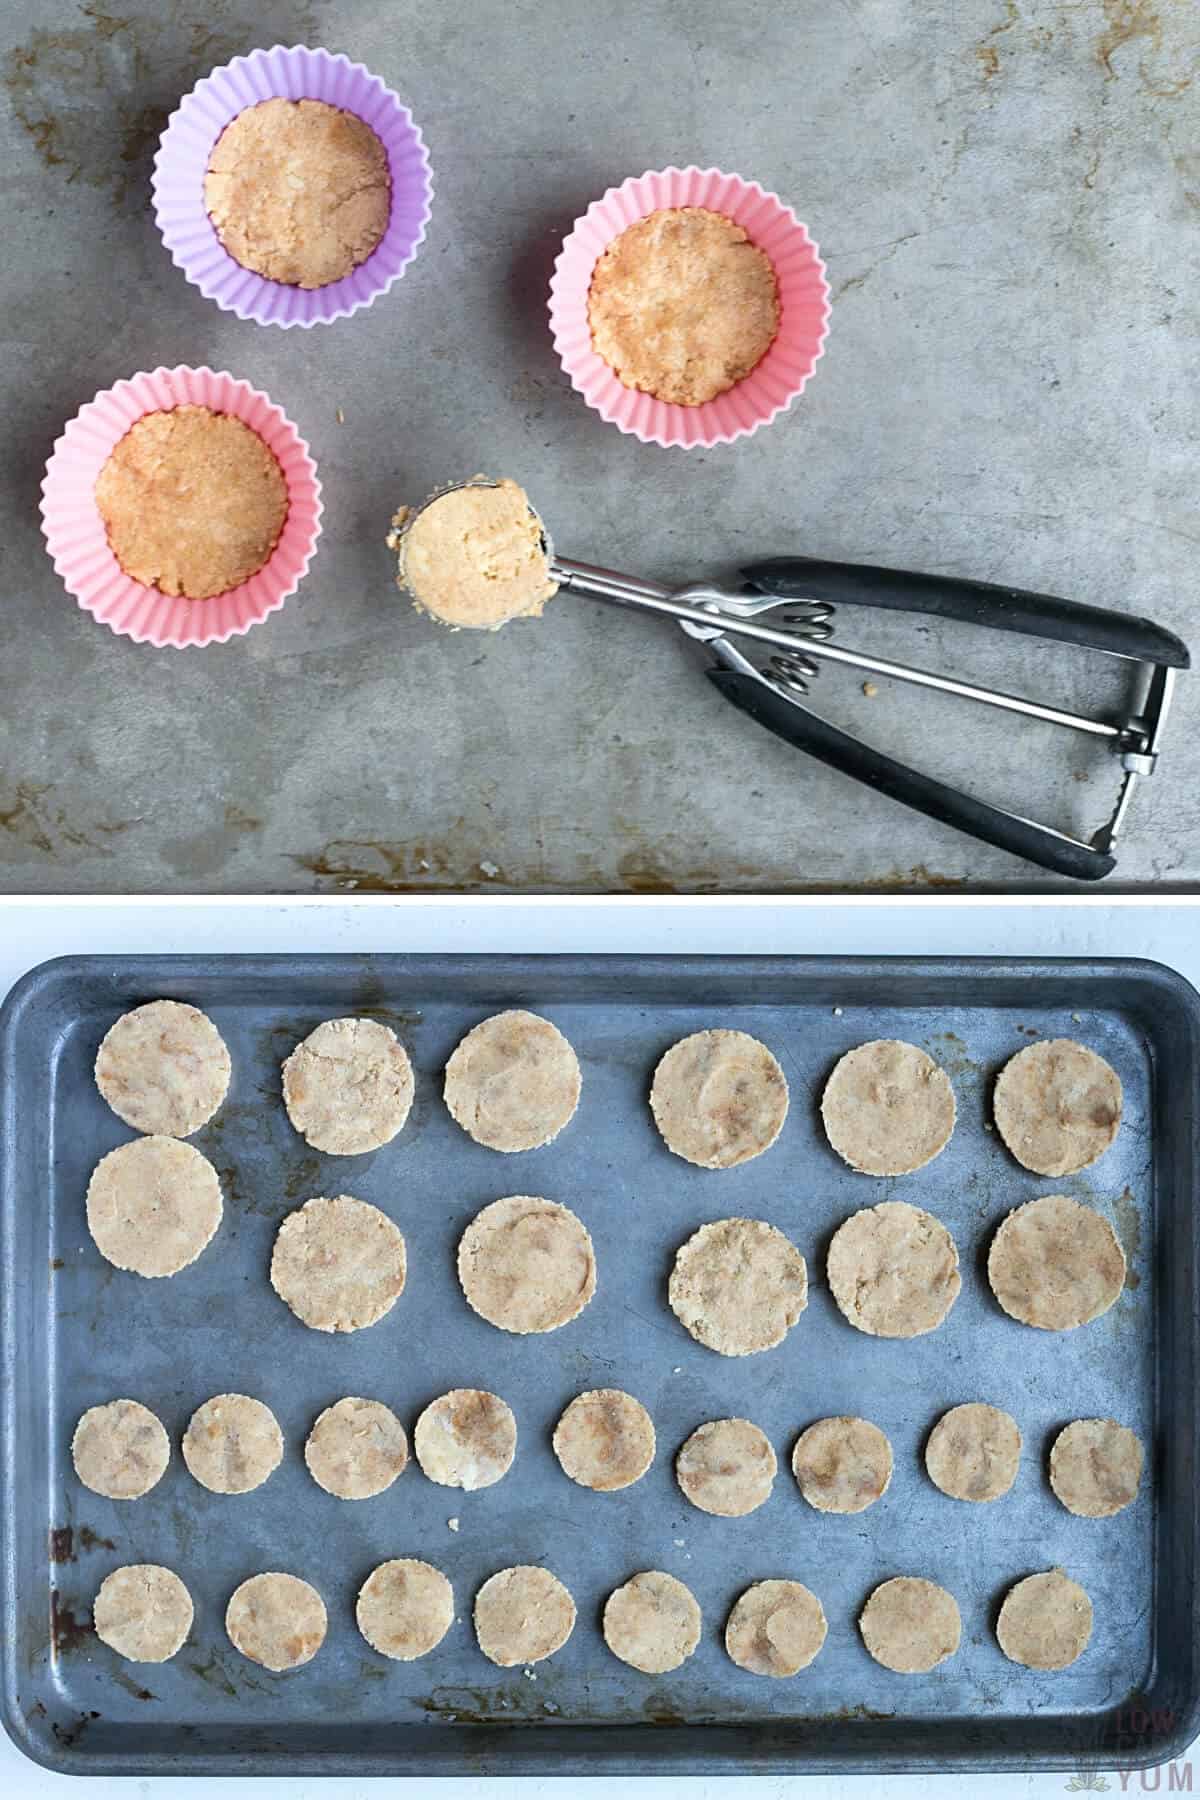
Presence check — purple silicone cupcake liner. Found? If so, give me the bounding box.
[151,44,433,328]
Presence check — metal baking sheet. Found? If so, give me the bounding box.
[2,952,1198,1777]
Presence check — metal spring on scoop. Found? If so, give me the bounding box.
[764,601,836,697]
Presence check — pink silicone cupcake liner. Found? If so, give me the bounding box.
[549,166,830,449]
[152,44,433,328]
[40,366,323,648]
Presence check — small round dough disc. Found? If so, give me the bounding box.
[552,1389,655,1492]
[182,1394,284,1495]
[649,1029,788,1169]
[925,1403,1021,1502]
[304,1397,409,1499]
[676,1417,776,1517]
[457,1195,596,1334]
[271,1195,407,1333]
[792,1416,893,1514]
[94,1564,193,1663]
[282,1018,414,1155]
[603,1571,702,1675]
[668,1217,807,1357]
[993,1038,1122,1176]
[414,1389,516,1490]
[860,1577,961,1673]
[396,480,558,630]
[996,1569,1093,1669]
[474,1566,575,1666]
[1050,1418,1144,1517]
[725,1580,827,1677]
[826,1202,960,1338]
[987,1194,1125,1330]
[86,1136,223,1278]
[821,1039,955,1176]
[95,999,231,1137]
[72,1399,170,1500]
[226,1572,327,1671]
[444,1010,580,1151]
[357,1559,454,1661]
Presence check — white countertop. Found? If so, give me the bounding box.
[2,894,1196,1800]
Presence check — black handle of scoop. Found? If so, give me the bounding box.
[744,558,1191,669]
[706,668,1117,882]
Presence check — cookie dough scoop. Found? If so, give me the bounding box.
[389,478,558,630]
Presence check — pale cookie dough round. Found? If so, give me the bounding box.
[271,1195,407,1333]
[987,1194,1125,1330]
[925,1403,1021,1503]
[94,999,231,1137]
[588,206,780,406]
[859,1577,961,1674]
[443,1010,580,1150]
[669,1217,807,1357]
[282,1018,414,1155]
[205,97,390,288]
[183,1394,284,1495]
[821,1039,956,1176]
[993,1038,1123,1177]
[226,1572,327,1672]
[457,1195,596,1334]
[996,1570,1093,1670]
[791,1416,893,1514]
[826,1202,961,1338]
[93,1564,193,1663]
[725,1580,827,1677]
[603,1571,702,1675]
[552,1389,655,1492]
[1049,1418,1144,1517]
[304,1397,409,1500]
[413,1389,516,1491]
[474,1566,575,1667]
[393,481,558,630]
[649,1029,788,1169]
[356,1559,454,1661]
[86,1136,223,1278]
[72,1399,170,1500]
[676,1418,777,1517]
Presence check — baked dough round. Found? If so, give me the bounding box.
[603,1571,702,1674]
[72,1399,170,1500]
[996,1570,1092,1669]
[226,1572,327,1671]
[271,1196,407,1333]
[474,1566,575,1667]
[413,1389,517,1490]
[993,1039,1122,1176]
[93,1564,193,1663]
[182,1394,284,1495]
[282,1018,414,1155]
[304,1397,409,1499]
[676,1418,777,1517]
[94,999,231,1137]
[826,1202,960,1338]
[443,1010,580,1150]
[86,1136,223,1279]
[725,1580,827,1677]
[552,1389,655,1492]
[987,1194,1125,1330]
[668,1217,807,1356]
[393,481,558,630]
[925,1403,1021,1502]
[821,1040,955,1176]
[457,1195,596,1334]
[859,1577,961,1673]
[649,1029,788,1169]
[356,1559,454,1661]
[1049,1418,1144,1517]
[791,1416,893,1514]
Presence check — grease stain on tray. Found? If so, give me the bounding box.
[50,1589,94,1656]
[1114,1185,1142,1288]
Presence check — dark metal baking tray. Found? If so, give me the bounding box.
[2,953,1198,1778]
